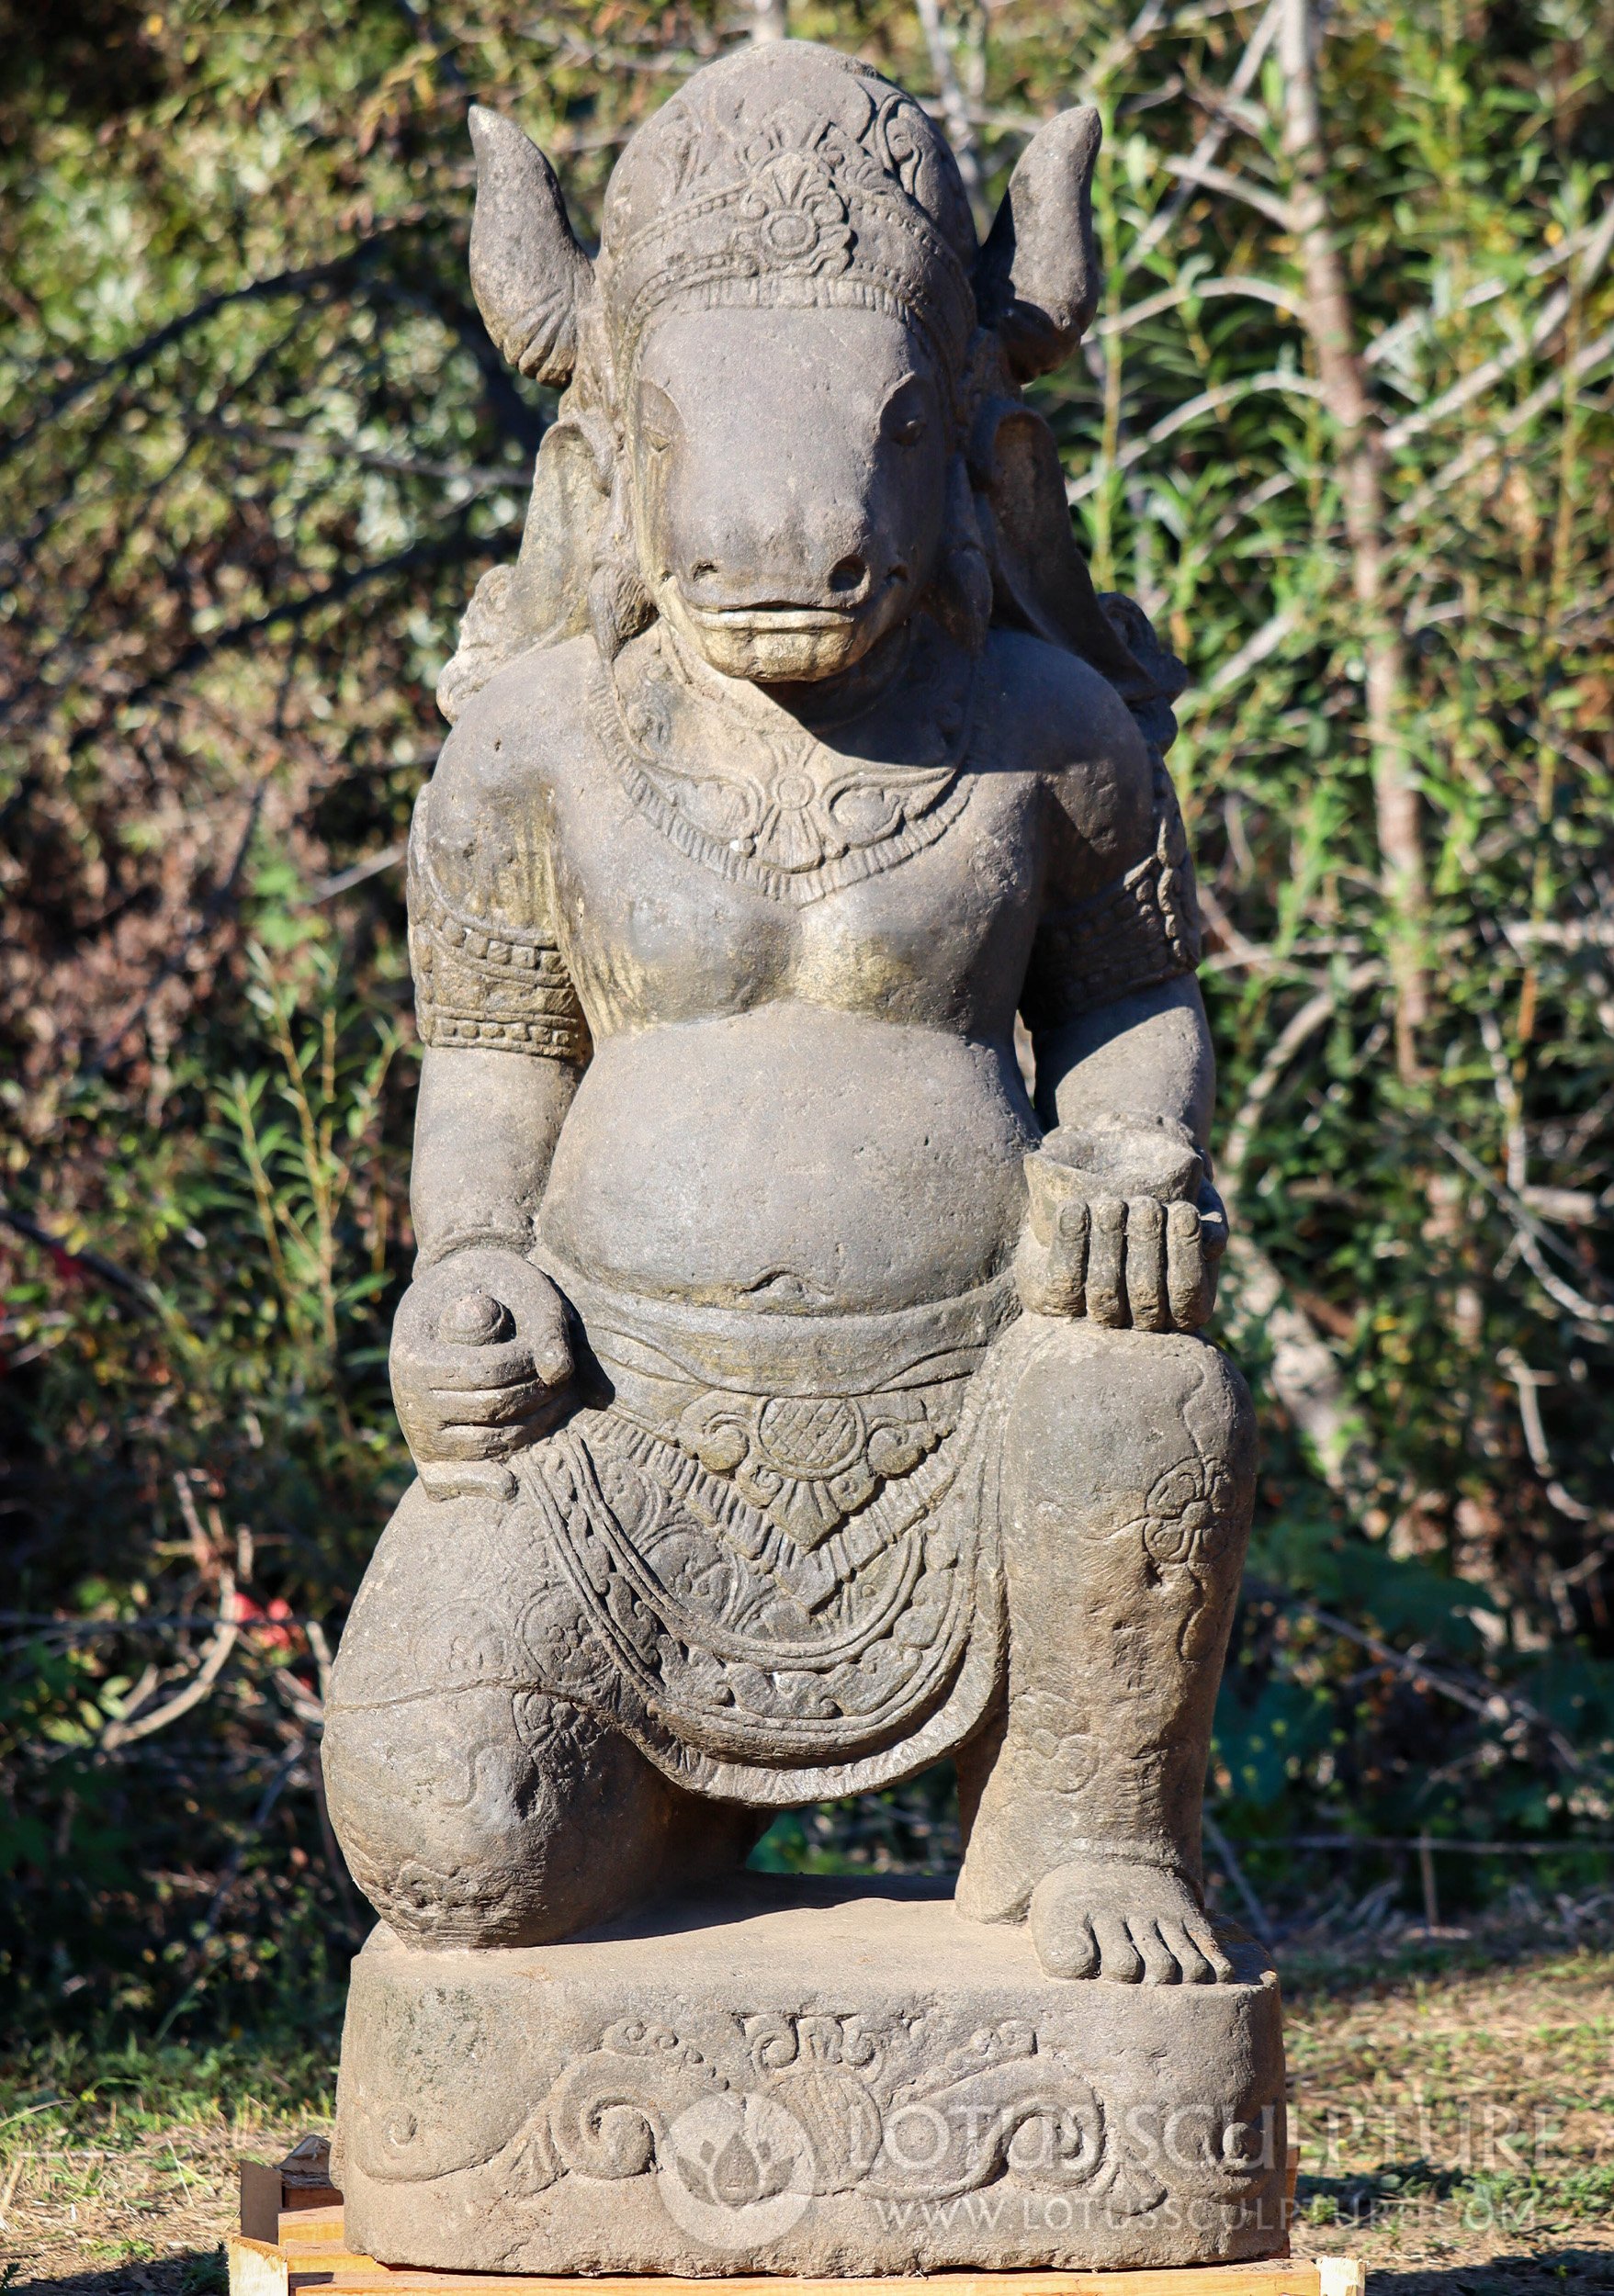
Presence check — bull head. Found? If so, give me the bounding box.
[461,88,1115,692]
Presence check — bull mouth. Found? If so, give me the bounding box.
[683,602,863,634]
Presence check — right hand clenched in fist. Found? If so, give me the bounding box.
[389,1245,575,1500]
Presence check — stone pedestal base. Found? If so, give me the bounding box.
[333,1876,1287,2277]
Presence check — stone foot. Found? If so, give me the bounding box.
[1031,1853,1235,1985]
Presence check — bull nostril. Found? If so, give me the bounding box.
[690,561,719,583]
[828,555,866,595]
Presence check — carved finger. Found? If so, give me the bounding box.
[1167,1199,1206,1328]
[411,1417,534,1463]
[1085,1196,1127,1325]
[1090,1911,1143,1982]
[1197,1188,1229,1322]
[1125,1197,1168,1331]
[435,1373,554,1429]
[1159,1917,1214,1985]
[1047,1199,1089,1316]
[416,1332,543,1391]
[1185,1916,1236,1984]
[419,1458,519,1504]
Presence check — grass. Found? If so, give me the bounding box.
[0,2037,333,2293]
[2,1945,1609,2292]
[1285,1946,1614,2289]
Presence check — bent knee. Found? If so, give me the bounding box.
[1005,1321,1256,1527]
[324,1683,674,1947]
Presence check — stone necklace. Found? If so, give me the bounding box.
[589,622,980,908]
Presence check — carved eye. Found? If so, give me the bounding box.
[882,377,930,446]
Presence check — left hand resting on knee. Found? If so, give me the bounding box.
[1015,1113,1228,1331]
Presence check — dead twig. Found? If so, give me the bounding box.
[0,1202,163,1312]
[1203,1808,1274,1941]
[99,1583,240,1751]
[1245,1580,1587,1773]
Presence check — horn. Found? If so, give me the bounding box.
[975,106,1102,382]
[468,106,595,387]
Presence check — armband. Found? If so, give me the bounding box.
[408,840,591,1065]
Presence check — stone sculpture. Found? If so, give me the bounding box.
[323,39,1285,2275]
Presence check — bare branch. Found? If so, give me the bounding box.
[1091,275,1304,341]
[0,1201,164,1312]
[1395,324,1614,519]
[100,1580,240,1751]
[1161,157,1293,232]
[1382,197,1614,449]
[1247,1580,1586,1773]
[304,842,407,905]
[1123,0,1284,279]
[1067,370,1326,501]
[914,0,987,219]
[1275,0,1427,1075]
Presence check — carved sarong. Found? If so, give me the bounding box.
[498,1266,1035,1804]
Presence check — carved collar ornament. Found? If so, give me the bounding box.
[596,45,979,389]
[592,620,980,906]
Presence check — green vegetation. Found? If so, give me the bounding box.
[2,0,1611,2038]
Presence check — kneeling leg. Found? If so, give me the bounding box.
[957,1322,1255,1982]
[322,1482,757,1948]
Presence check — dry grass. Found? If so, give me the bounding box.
[3,1952,1610,2294]
[1288,1947,1614,2291]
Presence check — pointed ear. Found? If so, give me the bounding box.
[975,106,1102,382]
[468,106,596,387]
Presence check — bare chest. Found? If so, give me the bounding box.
[544,650,1044,1036]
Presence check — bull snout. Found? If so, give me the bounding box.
[672,507,889,619]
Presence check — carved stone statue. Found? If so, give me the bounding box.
[324,39,1285,2275]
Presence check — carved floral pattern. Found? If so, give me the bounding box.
[349,1999,1280,2231]
[736,151,852,276]
[673,1387,950,1548]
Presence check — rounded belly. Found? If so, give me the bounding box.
[538,1005,1036,1312]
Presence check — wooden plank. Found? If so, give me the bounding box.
[234,2215,1356,2296]
[287,2267,1326,2296]
[227,2234,289,2296]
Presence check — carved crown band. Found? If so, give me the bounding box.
[596,51,979,385]
[602,166,976,387]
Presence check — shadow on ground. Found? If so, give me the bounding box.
[6,2252,225,2296]
[1353,2255,1614,2295]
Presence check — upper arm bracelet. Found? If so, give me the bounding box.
[409,850,591,1064]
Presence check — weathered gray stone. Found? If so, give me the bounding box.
[323,33,1281,2272]
[333,1877,1286,2276]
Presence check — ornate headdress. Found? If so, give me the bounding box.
[593,45,979,387]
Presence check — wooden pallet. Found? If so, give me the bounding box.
[227,2201,1365,2296]
[231,2137,1362,2296]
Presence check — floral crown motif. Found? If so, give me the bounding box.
[597,44,979,386]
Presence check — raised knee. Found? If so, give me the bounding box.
[1005,1322,1255,1536]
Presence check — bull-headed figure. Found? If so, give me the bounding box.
[324,40,1256,1988]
